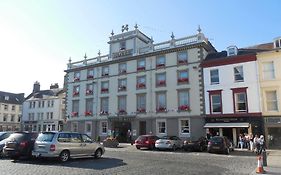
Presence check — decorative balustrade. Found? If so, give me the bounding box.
[67,34,206,70]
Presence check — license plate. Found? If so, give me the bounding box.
[212,146,220,149]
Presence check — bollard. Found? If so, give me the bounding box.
[262,150,267,167]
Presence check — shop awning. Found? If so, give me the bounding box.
[204,122,249,128]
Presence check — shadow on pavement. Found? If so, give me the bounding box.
[10,157,127,170]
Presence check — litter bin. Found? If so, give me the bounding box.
[262,150,267,167]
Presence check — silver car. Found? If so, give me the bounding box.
[155,136,183,151]
[32,131,105,162]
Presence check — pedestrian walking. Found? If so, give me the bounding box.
[253,134,259,153]
[249,133,254,151]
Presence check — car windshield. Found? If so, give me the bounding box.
[8,133,26,140]
[37,133,55,142]
[161,136,172,140]
[211,137,223,142]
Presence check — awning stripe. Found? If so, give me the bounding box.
[204,122,249,128]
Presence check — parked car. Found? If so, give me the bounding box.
[207,136,234,154]
[32,131,105,162]
[155,136,183,151]
[134,135,159,150]
[0,132,13,142]
[3,132,38,160]
[183,137,208,152]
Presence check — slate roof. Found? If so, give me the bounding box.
[0,91,25,104]
[25,88,64,101]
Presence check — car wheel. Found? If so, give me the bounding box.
[11,155,19,160]
[149,144,154,150]
[172,145,176,151]
[136,146,140,149]
[59,150,70,162]
[94,148,103,159]
[199,146,204,152]
[225,148,230,155]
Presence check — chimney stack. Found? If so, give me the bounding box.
[33,81,40,93]
[50,83,59,89]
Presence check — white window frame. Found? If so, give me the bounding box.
[262,61,275,80]
[85,121,92,136]
[210,69,219,84]
[265,90,279,112]
[71,122,78,132]
[156,119,167,136]
[234,66,244,82]
[100,121,108,135]
[178,118,191,137]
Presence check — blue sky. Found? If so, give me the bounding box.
[0,0,280,95]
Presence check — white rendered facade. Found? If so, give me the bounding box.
[65,25,215,141]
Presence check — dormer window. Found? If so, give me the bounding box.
[227,46,238,56]
[120,41,126,50]
[4,96,9,101]
[274,37,281,48]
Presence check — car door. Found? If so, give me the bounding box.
[69,133,83,156]
[81,134,95,155]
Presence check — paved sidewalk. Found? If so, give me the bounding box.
[250,149,281,175]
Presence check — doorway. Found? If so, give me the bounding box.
[139,121,146,135]
[112,121,131,143]
[223,128,233,141]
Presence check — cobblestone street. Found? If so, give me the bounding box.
[0,145,259,175]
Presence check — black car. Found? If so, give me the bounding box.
[3,132,38,160]
[183,137,208,152]
[207,136,234,154]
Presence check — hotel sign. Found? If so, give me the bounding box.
[112,49,133,59]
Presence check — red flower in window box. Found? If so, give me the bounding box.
[178,105,190,111]
[136,83,146,89]
[71,112,78,117]
[156,63,165,68]
[84,111,92,116]
[87,75,94,79]
[137,66,145,71]
[178,60,188,64]
[74,77,80,82]
[157,106,166,112]
[73,91,79,96]
[137,108,146,113]
[178,78,189,83]
[118,109,127,114]
[99,110,108,115]
[157,80,166,86]
[86,89,93,95]
[101,88,108,93]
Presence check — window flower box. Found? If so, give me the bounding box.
[73,91,79,96]
[71,112,78,117]
[84,111,92,116]
[118,109,127,115]
[86,89,93,95]
[119,69,127,74]
[178,60,188,64]
[156,106,167,112]
[99,111,108,115]
[156,63,165,69]
[157,80,166,86]
[178,78,189,83]
[118,86,126,91]
[74,77,80,82]
[136,83,146,89]
[178,105,190,111]
[137,66,145,71]
[87,75,94,79]
[137,108,146,113]
[101,88,109,93]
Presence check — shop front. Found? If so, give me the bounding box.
[204,116,263,147]
[264,116,281,149]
